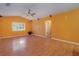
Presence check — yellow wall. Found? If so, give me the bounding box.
[32,8,79,43]
[0,9,79,43]
[0,16,32,37]
[52,9,79,42]
[32,16,52,36]
[0,18,3,37]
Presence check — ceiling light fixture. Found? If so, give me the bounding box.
[25,9,36,17]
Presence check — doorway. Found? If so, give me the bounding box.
[45,20,52,37]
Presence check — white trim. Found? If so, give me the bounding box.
[52,37,79,46]
[33,34,79,46]
[33,34,47,38]
[0,34,26,39]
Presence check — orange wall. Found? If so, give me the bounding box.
[52,9,79,42]
[0,18,3,37]
[32,16,52,36]
[32,8,79,43]
[0,9,79,43]
[0,16,32,37]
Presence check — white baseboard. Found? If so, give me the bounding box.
[0,34,26,39]
[33,34,79,46]
[52,37,79,46]
[32,34,47,38]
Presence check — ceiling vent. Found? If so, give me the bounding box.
[5,3,11,6]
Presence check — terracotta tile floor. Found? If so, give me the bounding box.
[0,35,74,56]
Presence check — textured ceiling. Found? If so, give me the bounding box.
[0,3,79,20]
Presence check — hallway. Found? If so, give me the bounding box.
[0,35,77,56]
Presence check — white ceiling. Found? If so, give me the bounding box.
[0,3,79,20]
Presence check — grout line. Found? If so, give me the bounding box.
[33,34,79,46]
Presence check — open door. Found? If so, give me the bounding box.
[45,20,52,37]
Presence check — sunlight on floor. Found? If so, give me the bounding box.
[12,37,27,51]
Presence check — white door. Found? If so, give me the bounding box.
[45,20,51,37]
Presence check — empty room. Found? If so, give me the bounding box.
[0,3,79,56]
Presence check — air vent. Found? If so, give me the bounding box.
[5,3,11,6]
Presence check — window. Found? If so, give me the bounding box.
[12,22,25,31]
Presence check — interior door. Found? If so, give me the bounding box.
[45,20,51,37]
